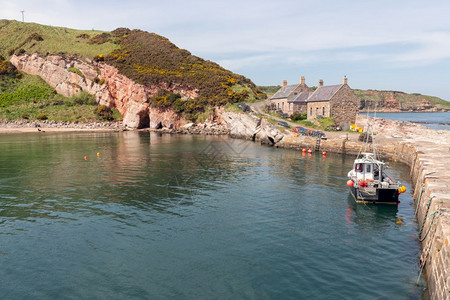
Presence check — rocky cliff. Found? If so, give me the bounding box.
[221,112,285,145]
[10,53,194,129]
[355,89,449,112]
[8,52,286,144]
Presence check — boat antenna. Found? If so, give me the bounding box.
[371,104,378,160]
[356,101,371,158]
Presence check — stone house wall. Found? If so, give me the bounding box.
[330,85,359,125]
[307,101,331,120]
[271,98,289,113]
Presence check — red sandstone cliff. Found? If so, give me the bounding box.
[10,53,197,129]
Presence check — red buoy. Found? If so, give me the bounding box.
[347,180,354,187]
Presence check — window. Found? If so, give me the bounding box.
[310,107,312,115]
[277,103,280,110]
[366,164,371,173]
[316,108,319,115]
[322,107,325,115]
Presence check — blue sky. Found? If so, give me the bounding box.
[1,0,450,100]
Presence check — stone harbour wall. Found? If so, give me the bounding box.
[277,116,449,299]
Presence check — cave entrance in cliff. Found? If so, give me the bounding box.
[137,111,150,129]
[155,122,163,129]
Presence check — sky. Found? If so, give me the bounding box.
[1,0,450,100]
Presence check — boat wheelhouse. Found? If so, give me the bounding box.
[347,153,401,204]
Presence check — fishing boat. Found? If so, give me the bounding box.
[347,122,406,204]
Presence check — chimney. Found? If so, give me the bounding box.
[283,80,287,87]
[318,79,323,87]
[343,76,348,85]
[300,76,305,85]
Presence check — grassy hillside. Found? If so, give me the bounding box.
[104,29,265,119]
[0,20,265,122]
[0,68,121,121]
[0,19,118,59]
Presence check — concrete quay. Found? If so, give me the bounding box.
[278,116,449,299]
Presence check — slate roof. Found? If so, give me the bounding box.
[288,91,311,103]
[271,84,300,99]
[307,84,343,102]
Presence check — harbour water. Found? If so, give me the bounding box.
[364,112,450,130]
[0,132,424,299]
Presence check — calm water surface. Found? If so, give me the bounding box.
[364,112,450,130]
[0,132,424,299]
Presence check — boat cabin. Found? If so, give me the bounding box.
[352,153,384,182]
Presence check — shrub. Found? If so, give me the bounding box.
[21,113,29,119]
[0,58,21,78]
[95,105,114,120]
[76,33,90,39]
[290,112,307,121]
[111,27,131,37]
[36,113,48,120]
[93,77,106,85]
[88,33,111,45]
[93,54,104,62]
[150,90,183,110]
[26,33,43,42]
[72,92,96,105]
[16,49,26,55]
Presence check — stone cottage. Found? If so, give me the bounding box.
[306,76,359,126]
[270,76,310,115]
[271,76,359,126]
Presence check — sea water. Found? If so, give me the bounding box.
[364,112,450,130]
[0,132,425,299]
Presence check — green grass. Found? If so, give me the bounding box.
[68,67,84,78]
[317,117,335,129]
[223,102,243,113]
[0,73,121,122]
[0,19,119,59]
[421,96,450,109]
[290,119,318,129]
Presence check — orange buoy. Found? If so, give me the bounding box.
[302,149,306,153]
[322,151,327,156]
[84,156,88,160]
[97,152,100,157]
[347,180,354,187]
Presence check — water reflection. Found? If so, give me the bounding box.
[346,195,399,227]
[0,132,423,299]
